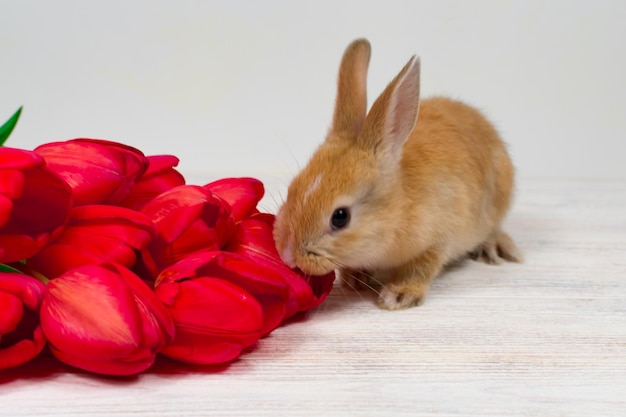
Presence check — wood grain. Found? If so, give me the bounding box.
[1,179,625,417]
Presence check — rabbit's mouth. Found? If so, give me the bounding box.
[295,249,336,276]
[276,235,334,275]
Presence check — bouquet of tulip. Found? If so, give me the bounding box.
[0,108,335,376]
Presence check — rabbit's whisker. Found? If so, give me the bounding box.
[331,260,382,296]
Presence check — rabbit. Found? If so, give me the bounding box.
[273,38,522,310]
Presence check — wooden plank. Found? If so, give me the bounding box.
[1,180,625,417]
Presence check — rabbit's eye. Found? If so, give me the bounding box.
[331,207,350,230]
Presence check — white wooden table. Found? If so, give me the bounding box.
[2,179,625,417]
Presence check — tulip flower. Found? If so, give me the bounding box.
[120,155,185,211]
[0,147,72,263]
[26,205,154,278]
[155,250,293,364]
[204,177,264,222]
[40,263,175,376]
[157,250,289,335]
[0,271,47,370]
[155,276,262,365]
[226,213,335,315]
[34,139,148,206]
[141,185,235,276]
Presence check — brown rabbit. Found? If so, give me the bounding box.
[273,38,522,310]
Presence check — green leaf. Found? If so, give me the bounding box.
[0,263,23,274]
[0,106,23,146]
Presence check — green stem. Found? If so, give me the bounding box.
[0,262,50,284]
[30,269,50,285]
[0,263,23,273]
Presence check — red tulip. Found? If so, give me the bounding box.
[226,213,335,315]
[141,185,235,276]
[40,263,174,376]
[120,155,185,211]
[34,139,148,206]
[157,250,289,336]
[0,272,47,370]
[154,250,292,364]
[0,147,72,263]
[204,177,264,222]
[26,205,154,278]
[155,278,261,365]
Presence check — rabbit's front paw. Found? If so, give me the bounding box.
[377,283,426,310]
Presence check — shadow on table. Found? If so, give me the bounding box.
[0,351,238,385]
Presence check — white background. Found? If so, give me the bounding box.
[2,0,625,183]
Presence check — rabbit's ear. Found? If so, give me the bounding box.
[360,55,421,166]
[329,39,371,140]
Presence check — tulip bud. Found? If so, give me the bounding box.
[0,272,47,370]
[34,139,148,206]
[120,155,185,211]
[0,147,72,262]
[27,205,154,278]
[40,263,174,376]
[154,250,294,364]
[204,177,264,222]
[141,185,235,275]
[157,250,289,336]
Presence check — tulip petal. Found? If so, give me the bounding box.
[144,155,180,173]
[34,139,148,205]
[69,205,154,248]
[149,221,221,269]
[112,264,175,349]
[0,147,44,170]
[155,277,263,365]
[50,345,157,376]
[157,251,289,335]
[41,264,173,376]
[0,272,46,310]
[204,177,264,222]
[119,155,185,211]
[0,154,72,263]
[7,168,71,234]
[27,242,112,278]
[42,266,141,358]
[202,252,288,335]
[142,186,210,243]
[0,195,13,229]
[0,327,46,371]
[27,205,154,278]
[70,204,154,225]
[0,292,22,334]
[142,185,235,271]
[160,332,247,365]
[0,273,47,371]
[135,248,160,283]
[0,169,24,200]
